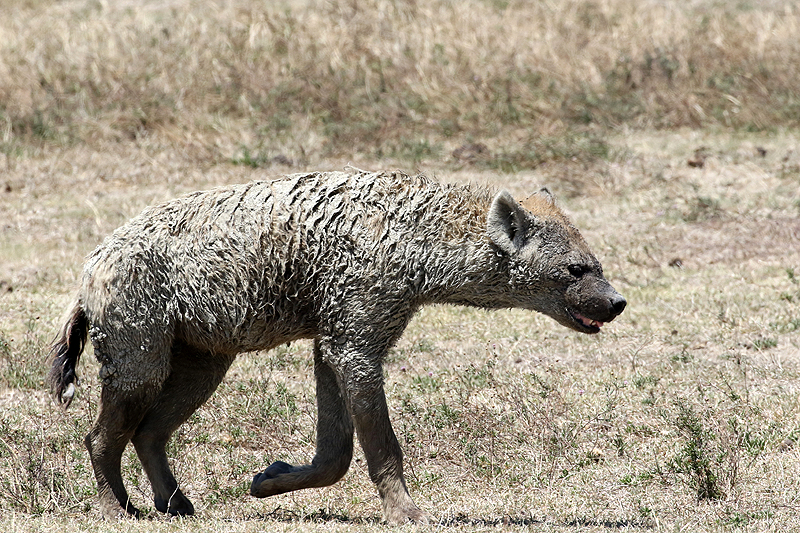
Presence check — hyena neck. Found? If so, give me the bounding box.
[414,237,513,309]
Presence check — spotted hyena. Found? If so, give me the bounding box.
[48,169,625,523]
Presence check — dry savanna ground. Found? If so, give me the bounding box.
[1,0,799,532]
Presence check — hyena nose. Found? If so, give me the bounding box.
[610,293,627,316]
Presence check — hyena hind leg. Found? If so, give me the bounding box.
[132,343,235,516]
[86,358,168,519]
[251,341,354,497]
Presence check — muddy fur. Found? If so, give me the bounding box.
[48,168,625,523]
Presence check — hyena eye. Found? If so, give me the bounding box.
[568,264,587,278]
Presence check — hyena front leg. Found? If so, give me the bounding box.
[250,339,354,497]
[345,363,431,524]
[326,339,430,525]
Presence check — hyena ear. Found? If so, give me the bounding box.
[523,187,555,207]
[487,190,533,254]
[537,187,555,204]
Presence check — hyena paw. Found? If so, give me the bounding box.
[155,490,195,516]
[250,461,295,497]
[385,504,434,525]
[99,500,141,520]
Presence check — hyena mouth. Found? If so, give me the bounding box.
[568,309,604,333]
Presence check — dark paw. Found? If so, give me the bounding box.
[262,460,294,478]
[250,461,295,497]
[155,493,195,516]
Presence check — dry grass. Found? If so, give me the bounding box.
[1,131,798,532]
[2,0,799,165]
[1,0,800,532]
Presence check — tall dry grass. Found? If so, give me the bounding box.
[1,0,799,164]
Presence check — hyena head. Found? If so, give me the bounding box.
[487,188,626,333]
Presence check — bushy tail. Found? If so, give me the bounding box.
[47,301,88,408]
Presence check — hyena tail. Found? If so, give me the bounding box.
[47,301,88,408]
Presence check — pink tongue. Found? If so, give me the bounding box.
[576,312,603,328]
